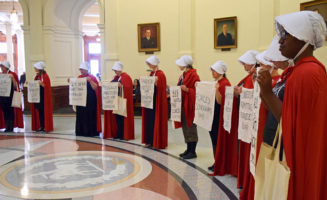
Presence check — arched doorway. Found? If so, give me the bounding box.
[82,1,101,80]
[0,0,25,79]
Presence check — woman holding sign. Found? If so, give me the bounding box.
[31,61,53,132]
[0,61,23,132]
[103,61,134,140]
[241,37,285,200]
[234,50,258,189]
[142,55,168,149]
[174,55,200,159]
[258,11,327,200]
[208,61,238,175]
[74,62,101,137]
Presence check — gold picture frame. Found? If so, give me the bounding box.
[300,0,327,40]
[214,16,237,49]
[137,23,161,52]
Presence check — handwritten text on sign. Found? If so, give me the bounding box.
[102,82,118,110]
[223,86,234,133]
[238,88,254,143]
[69,78,87,107]
[170,86,182,122]
[140,76,155,109]
[28,81,40,103]
[0,74,12,97]
[194,81,216,131]
[250,81,262,176]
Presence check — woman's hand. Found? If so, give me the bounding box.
[257,69,272,97]
[180,85,189,92]
[234,86,242,96]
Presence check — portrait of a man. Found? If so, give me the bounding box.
[214,17,237,49]
[138,23,161,52]
[141,29,156,49]
[217,24,234,46]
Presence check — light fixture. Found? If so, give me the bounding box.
[10,0,18,25]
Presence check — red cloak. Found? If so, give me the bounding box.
[31,72,53,132]
[103,72,135,140]
[142,70,168,149]
[0,71,24,129]
[78,74,102,133]
[237,71,254,188]
[213,77,238,176]
[240,75,280,200]
[174,69,200,128]
[282,57,327,200]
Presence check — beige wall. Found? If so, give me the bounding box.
[20,0,327,86]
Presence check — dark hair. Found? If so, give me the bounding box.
[255,63,260,68]
[223,74,226,78]
[187,65,193,69]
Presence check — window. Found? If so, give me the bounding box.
[0,43,7,54]
[90,59,99,77]
[88,43,101,54]
[0,42,14,54]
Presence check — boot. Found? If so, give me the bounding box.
[4,120,12,132]
[182,142,197,159]
[179,143,190,157]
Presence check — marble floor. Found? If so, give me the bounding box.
[0,115,239,200]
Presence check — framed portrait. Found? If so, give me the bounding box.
[300,0,327,40]
[137,23,161,52]
[214,17,237,49]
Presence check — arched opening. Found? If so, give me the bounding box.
[81,1,100,80]
[0,0,25,79]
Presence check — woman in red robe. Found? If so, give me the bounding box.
[0,61,24,132]
[234,50,258,188]
[142,55,168,149]
[103,61,134,140]
[73,62,101,137]
[31,61,53,132]
[240,49,282,200]
[174,55,200,159]
[208,61,238,176]
[258,11,327,200]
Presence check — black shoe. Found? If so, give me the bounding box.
[182,152,197,159]
[179,150,188,157]
[208,164,214,171]
[36,128,44,132]
[4,129,12,132]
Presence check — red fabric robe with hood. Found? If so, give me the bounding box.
[103,72,135,140]
[213,77,238,176]
[0,71,24,129]
[282,57,327,200]
[174,68,200,128]
[237,71,255,188]
[31,72,53,132]
[142,70,168,149]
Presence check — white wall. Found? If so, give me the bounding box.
[20,0,327,86]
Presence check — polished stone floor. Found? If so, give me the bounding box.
[0,116,238,200]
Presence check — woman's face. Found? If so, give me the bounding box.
[279,28,306,59]
[259,63,272,71]
[243,64,253,72]
[114,70,122,76]
[211,70,222,80]
[34,68,40,74]
[147,63,156,71]
[79,69,88,76]
[179,66,186,71]
[1,66,8,73]
[134,80,138,86]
